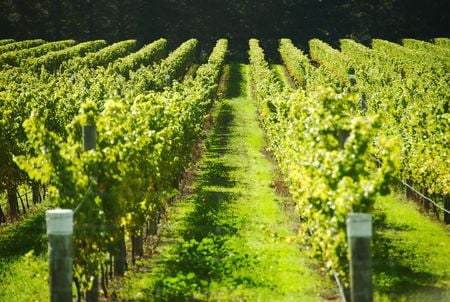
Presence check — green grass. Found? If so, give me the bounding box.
[118,63,336,301]
[373,192,450,301]
[0,251,48,302]
[0,205,49,302]
[271,64,296,89]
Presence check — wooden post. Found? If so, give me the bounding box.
[423,194,430,213]
[25,189,29,208]
[444,195,450,224]
[83,125,96,151]
[32,184,40,204]
[82,124,100,301]
[148,210,158,236]
[16,189,26,214]
[348,74,357,86]
[7,186,19,219]
[405,180,413,199]
[360,94,367,112]
[347,213,373,302]
[43,185,47,200]
[85,277,99,302]
[132,227,144,264]
[165,74,171,87]
[114,230,127,276]
[46,209,73,302]
[339,130,350,150]
[0,203,6,223]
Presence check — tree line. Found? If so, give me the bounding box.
[0,0,449,59]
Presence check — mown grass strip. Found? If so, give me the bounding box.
[118,63,336,301]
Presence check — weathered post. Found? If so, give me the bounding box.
[83,125,96,152]
[85,277,99,302]
[444,195,450,224]
[46,209,73,302]
[348,74,357,86]
[165,74,171,87]
[7,186,19,219]
[339,130,350,150]
[82,124,99,302]
[347,213,373,302]
[32,184,41,204]
[114,229,127,276]
[360,94,367,112]
[0,203,6,223]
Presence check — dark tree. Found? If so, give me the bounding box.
[0,0,448,57]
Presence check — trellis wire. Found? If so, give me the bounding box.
[372,156,450,215]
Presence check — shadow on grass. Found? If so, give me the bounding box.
[0,209,47,260]
[148,64,262,301]
[372,213,449,300]
[205,102,233,155]
[226,63,245,99]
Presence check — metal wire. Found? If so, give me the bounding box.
[332,269,348,302]
[73,199,85,215]
[372,156,450,214]
[400,179,450,214]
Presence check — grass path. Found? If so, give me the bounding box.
[119,63,336,301]
[271,64,296,89]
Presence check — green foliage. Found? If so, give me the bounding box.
[0,39,76,67]
[129,38,198,92]
[0,68,48,190]
[13,38,228,295]
[110,38,168,77]
[30,40,108,72]
[120,65,334,300]
[340,38,450,196]
[63,39,137,71]
[249,39,398,285]
[402,38,450,66]
[372,38,449,72]
[433,37,450,49]
[309,38,354,88]
[0,39,45,55]
[0,39,15,46]
[279,39,312,89]
[277,36,449,292]
[280,38,343,92]
[278,89,398,284]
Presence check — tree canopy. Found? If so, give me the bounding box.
[0,0,448,58]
